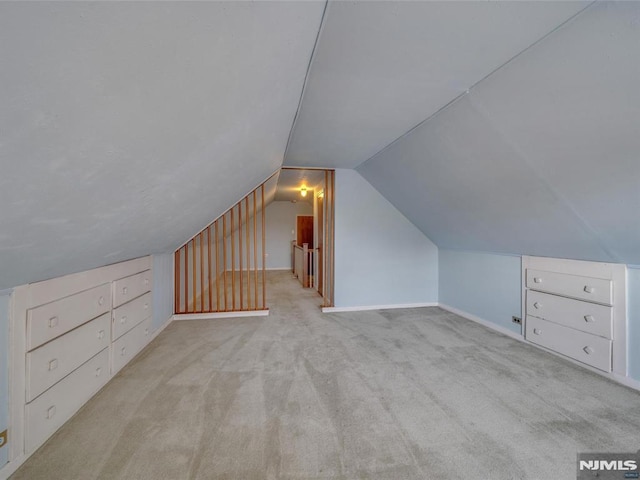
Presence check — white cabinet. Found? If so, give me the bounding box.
[12,257,156,456]
[523,257,626,375]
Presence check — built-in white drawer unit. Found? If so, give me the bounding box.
[526,316,612,372]
[26,283,111,350]
[113,270,152,308]
[112,317,152,374]
[526,269,612,306]
[526,290,613,339]
[25,348,110,453]
[112,292,151,341]
[26,313,110,402]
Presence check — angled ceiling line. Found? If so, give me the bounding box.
[281,0,330,166]
[354,0,598,172]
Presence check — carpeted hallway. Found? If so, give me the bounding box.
[11,271,640,480]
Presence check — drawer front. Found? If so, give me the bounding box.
[27,283,111,351]
[25,348,109,453]
[112,292,152,341]
[113,270,152,308]
[26,313,110,402]
[526,290,613,339]
[526,269,612,305]
[525,316,612,372]
[112,317,152,374]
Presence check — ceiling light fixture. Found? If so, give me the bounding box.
[300,186,307,198]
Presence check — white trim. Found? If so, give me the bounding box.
[322,302,438,313]
[173,310,269,321]
[149,316,173,342]
[0,452,26,480]
[266,267,291,271]
[438,303,523,341]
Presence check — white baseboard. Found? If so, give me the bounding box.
[149,315,173,341]
[173,310,269,321]
[0,453,27,480]
[438,303,523,341]
[266,267,291,271]
[322,302,438,313]
[439,303,640,393]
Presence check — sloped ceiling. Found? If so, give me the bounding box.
[284,0,589,168]
[0,1,324,289]
[357,1,640,264]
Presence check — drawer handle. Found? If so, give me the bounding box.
[584,285,594,294]
[533,302,542,310]
[533,328,542,335]
[533,277,543,284]
[584,315,595,323]
[98,296,105,306]
[121,347,126,356]
[95,367,102,377]
[98,329,105,339]
[144,303,149,310]
[48,316,59,328]
[122,286,128,295]
[144,328,149,336]
[583,346,594,355]
[47,405,56,420]
[144,278,150,286]
[120,316,127,324]
[48,358,58,371]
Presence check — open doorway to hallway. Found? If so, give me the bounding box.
[269,168,335,307]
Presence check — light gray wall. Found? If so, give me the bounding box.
[152,254,173,330]
[334,169,438,308]
[628,268,640,382]
[439,250,522,335]
[0,1,325,290]
[0,290,10,466]
[358,2,640,265]
[265,201,313,270]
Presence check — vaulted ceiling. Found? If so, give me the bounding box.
[1,1,639,289]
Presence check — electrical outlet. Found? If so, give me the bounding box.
[512,316,522,325]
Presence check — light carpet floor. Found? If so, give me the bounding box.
[11,271,640,479]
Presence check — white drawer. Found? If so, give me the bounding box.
[527,290,613,339]
[27,283,111,351]
[112,317,152,374]
[113,270,152,308]
[112,292,151,341]
[25,348,109,453]
[525,316,612,372]
[526,269,612,306]
[26,313,110,402]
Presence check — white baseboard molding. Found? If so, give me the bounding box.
[438,303,523,341]
[266,267,291,271]
[322,302,438,313]
[0,453,27,480]
[149,315,173,341]
[173,310,269,321]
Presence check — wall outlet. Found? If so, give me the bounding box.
[512,316,522,325]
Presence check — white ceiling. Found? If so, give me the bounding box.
[0,1,324,289]
[284,0,589,169]
[3,0,639,289]
[274,169,327,203]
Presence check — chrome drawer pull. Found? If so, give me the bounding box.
[95,367,102,377]
[144,278,150,286]
[144,328,149,336]
[533,302,542,310]
[122,286,128,295]
[121,347,126,356]
[583,346,594,355]
[533,277,543,284]
[47,405,56,419]
[98,296,105,306]
[144,303,149,310]
[48,359,58,371]
[97,329,105,339]
[48,316,59,328]
[533,328,542,335]
[584,285,594,294]
[584,315,595,323]
[120,316,127,324]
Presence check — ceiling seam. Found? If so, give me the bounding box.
[281,0,330,167]
[354,0,598,172]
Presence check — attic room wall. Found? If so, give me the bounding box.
[152,254,173,331]
[629,268,640,381]
[265,201,313,270]
[439,250,521,336]
[0,290,10,467]
[333,170,438,308]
